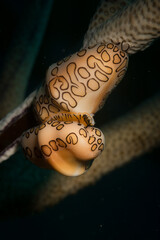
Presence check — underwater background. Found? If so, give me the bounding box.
[0,0,160,239]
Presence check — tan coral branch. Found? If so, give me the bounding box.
[33,94,160,211]
[84,0,131,41]
[84,0,160,54]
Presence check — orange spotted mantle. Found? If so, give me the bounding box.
[21,43,128,176]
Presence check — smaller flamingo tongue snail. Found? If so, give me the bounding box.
[21,43,128,176]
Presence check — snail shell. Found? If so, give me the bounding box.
[22,121,104,176]
[34,43,128,123]
[46,43,128,114]
[21,43,128,176]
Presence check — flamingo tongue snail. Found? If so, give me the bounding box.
[21,43,129,176]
